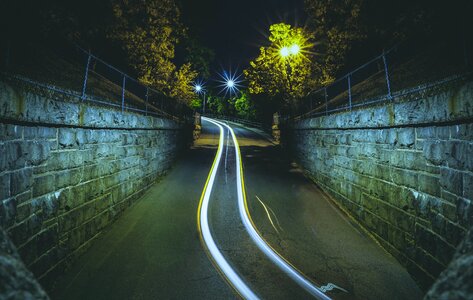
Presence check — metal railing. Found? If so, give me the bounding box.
[203,114,264,130]
[1,39,192,122]
[293,35,473,121]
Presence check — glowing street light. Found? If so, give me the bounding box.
[290,44,300,55]
[280,46,290,58]
[217,70,242,97]
[193,81,206,114]
[279,43,300,58]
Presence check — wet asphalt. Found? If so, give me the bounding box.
[48,119,423,299]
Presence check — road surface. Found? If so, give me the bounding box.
[49,118,423,299]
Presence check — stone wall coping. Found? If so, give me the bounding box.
[0,81,180,130]
[294,80,473,130]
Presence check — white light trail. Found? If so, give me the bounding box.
[213,119,331,300]
[198,117,259,300]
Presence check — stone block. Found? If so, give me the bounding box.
[447,141,472,171]
[24,127,56,140]
[4,141,28,170]
[463,173,473,200]
[95,144,113,158]
[26,142,51,166]
[387,225,410,252]
[423,141,446,166]
[36,224,59,257]
[0,198,17,228]
[397,128,415,148]
[451,123,473,140]
[415,223,455,266]
[0,173,11,200]
[440,168,463,196]
[390,168,418,189]
[416,127,436,139]
[456,198,473,227]
[75,130,87,147]
[29,246,59,279]
[0,124,23,140]
[390,150,423,171]
[32,174,55,197]
[412,247,445,279]
[431,198,457,222]
[55,168,82,189]
[11,169,33,196]
[58,128,76,149]
[436,126,450,140]
[94,194,112,214]
[418,174,441,197]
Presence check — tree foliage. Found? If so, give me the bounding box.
[109,0,197,104]
[234,91,256,120]
[244,23,315,107]
[182,37,215,80]
[304,0,365,82]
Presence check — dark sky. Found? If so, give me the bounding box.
[180,0,306,70]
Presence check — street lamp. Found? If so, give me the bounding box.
[217,70,242,97]
[194,82,206,114]
[290,44,300,55]
[280,46,290,58]
[279,43,300,58]
[279,43,301,98]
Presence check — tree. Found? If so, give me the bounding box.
[244,23,316,108]
[304,0,365,82]
[109,0,197,104]
[181,37,215,80]
[234,91,256,120]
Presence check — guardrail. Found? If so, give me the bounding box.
[1,39,192,122]
[293,34,472,121]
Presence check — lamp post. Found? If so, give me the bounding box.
[217,70,242,98]
[279,43,300,109]
[194,83,206,115]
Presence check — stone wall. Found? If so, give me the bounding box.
[0,80,188,284]
[289,79,473,289]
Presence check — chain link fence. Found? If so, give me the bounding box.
[295,34,473,120]
[0,39,191,122]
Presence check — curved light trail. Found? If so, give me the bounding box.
[197,117,259,300]
[213,119,331,300]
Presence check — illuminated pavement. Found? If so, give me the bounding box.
[49,119,423,299]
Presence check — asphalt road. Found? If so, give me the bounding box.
[49,118,423,299]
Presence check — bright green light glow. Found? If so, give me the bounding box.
[290,44,300,55]
[280,46,290,57]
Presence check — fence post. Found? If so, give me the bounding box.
[382,51,392,100]
[347,74,352,110]
[324,88,328,115]
[145,87,149,116]
[81,50,92,101]
[121,75,126,112]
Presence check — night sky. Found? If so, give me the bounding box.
[180,0,306,70]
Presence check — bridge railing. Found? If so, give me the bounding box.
[293,34,473,121]
[0,39,192,122]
